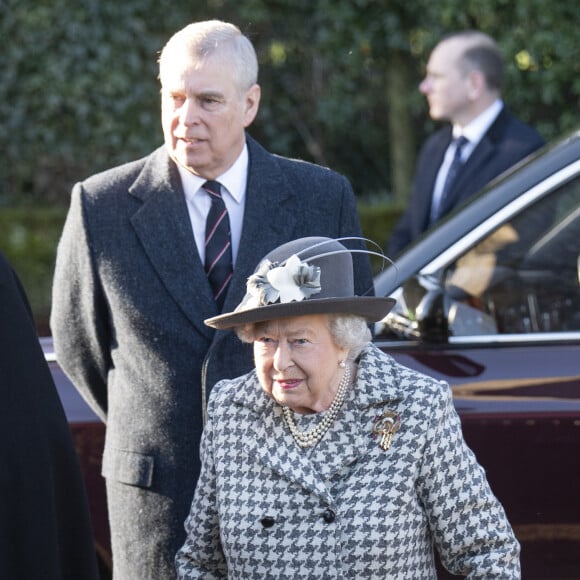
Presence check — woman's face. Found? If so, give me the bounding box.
[253,314,349,414]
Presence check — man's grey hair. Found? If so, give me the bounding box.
[158,20,258,94]
[444,30,504,91]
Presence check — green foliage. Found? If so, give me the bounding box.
[3,0,579,327]
[0,0,199,204]
[1,0,579,212]
[358,202,404,272]
[224,0,580,199]
[0,206,68,331]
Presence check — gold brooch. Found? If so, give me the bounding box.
[372,410,401,451]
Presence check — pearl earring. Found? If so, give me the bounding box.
[339,360,346,368]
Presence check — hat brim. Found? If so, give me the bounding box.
[204,296,396,330]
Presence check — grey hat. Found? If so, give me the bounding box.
[204,237,395,330]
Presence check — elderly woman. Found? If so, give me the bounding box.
[175,237,520,578]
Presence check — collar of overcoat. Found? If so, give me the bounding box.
[127,135,302,341]
[227,343,406,504]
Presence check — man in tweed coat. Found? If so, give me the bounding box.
[50,21,373,580]
[176,237,520,578]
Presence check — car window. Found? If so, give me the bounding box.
[444,174,580,336]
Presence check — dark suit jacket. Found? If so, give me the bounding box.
[388,107,545,256]
[50,135,373,579]
[0,252,98,580]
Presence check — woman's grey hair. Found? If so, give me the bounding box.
[327,314,372,360]
[158,20,258,95]
[236,314,372,360]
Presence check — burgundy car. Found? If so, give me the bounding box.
[375,129,580,577]
[47,129,580,578]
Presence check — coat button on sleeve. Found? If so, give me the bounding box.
[322,508,336,524]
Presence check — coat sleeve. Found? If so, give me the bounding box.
[416,382,521,578]
[175,388,227,578]
[50,183,111,421]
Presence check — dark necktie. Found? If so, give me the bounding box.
[203,181,233,309]
[432,135,469,222]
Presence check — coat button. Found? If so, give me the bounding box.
[322,508,336,523]
[260,516,275,528]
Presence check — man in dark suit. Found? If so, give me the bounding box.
[388,30,545,256]
[51,20,373,580]
[0,251,99,580]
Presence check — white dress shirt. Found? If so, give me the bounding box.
[178,145,248,265]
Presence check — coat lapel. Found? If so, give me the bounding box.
[232,373,334,503]
[222,136,299,312]
[128,147,216,339]
[126,138,304,347]
[442,108,510,213]
[443,138,494,213]
[417,130,450,229]
[314,344,405,479]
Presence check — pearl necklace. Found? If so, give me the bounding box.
[282,364,351,449]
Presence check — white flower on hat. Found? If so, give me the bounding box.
[245,254,321,308]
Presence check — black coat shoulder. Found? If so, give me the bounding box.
[0,252,99,580]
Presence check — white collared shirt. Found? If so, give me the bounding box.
[430,100,504,220]
[452,99,504,159]
[178,145,248,265]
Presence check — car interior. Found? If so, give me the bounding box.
[444,174,580,336]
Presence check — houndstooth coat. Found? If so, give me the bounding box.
[176,343,520,579]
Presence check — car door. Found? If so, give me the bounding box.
[375,162,580,578]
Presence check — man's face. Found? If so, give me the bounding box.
[160,55,260,179]
[419,39,473,125]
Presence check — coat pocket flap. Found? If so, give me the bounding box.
[102,448,154,488]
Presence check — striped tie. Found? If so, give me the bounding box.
[203,181,233,309]
[432,135,469,222]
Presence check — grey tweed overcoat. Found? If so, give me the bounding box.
[176,344,520,579]
[50,135,373,580]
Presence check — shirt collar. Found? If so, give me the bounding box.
[453,99,503,145]
[177,143,248,203]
